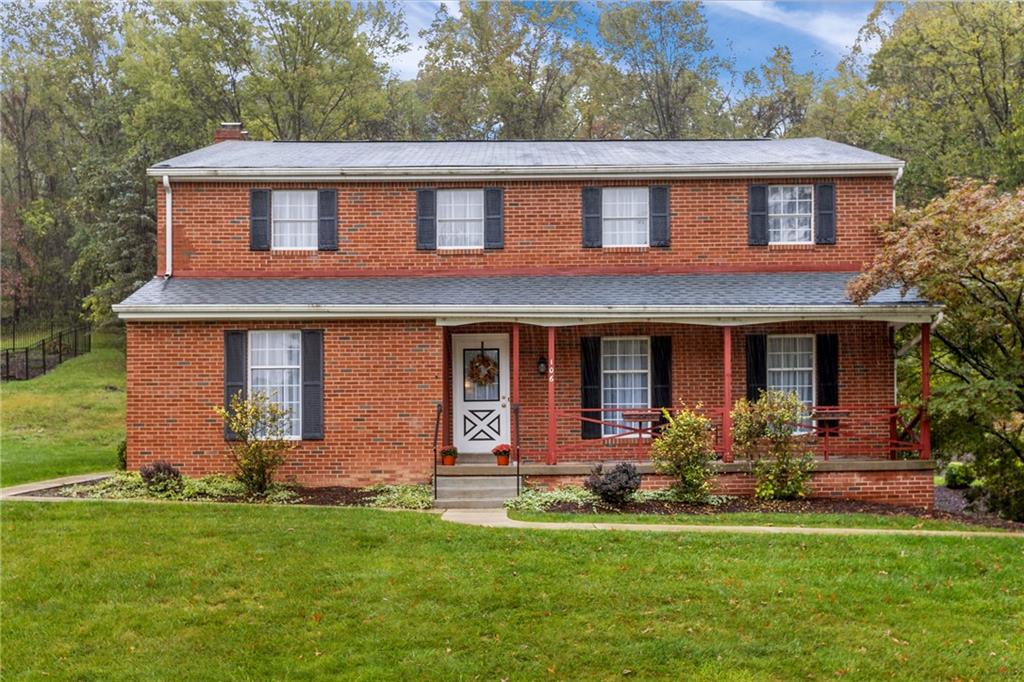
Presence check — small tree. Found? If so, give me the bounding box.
[214,392,295,496]
[650,405,717,503]
[731,390,814,500]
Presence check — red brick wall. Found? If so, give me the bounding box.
[125,320,444,486]
[155,176,893,276]
[447,320,894,462]
[525,470,934,509]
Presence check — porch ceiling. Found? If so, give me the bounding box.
[114,272,939,324]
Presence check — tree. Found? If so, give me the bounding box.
[419,1,591,139]
[849,180,1024,519]
[734,46,815,138]
[595,1,730,138]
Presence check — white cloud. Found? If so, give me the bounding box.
[710,1,869,54]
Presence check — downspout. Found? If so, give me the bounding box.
[893,166,904,211]
[163,175,173,278]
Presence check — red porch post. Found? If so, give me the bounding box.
[511,323,520,462]
[722,327,734,462]
[547,326,557,464]
[920,321,932,460]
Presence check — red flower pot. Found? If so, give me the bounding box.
[441,454,457,466]
[495,454,510,466]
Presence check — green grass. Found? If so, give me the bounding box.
[509,510,1010,533]
[2,502,1022,679]
[1,326,55,349]
[0,333,125,486]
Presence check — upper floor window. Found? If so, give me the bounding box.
[272,190,318,250]
[767,185,813,244]
[249,330,302,438]
[437,189,485,249]
[766,335,814,408]
[602,187,649,247]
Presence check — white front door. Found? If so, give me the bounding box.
[452,333,510,453]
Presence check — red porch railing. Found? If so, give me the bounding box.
[512,403,925,465]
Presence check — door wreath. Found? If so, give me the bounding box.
[467,351,498,386]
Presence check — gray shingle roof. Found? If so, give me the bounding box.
[115,272,929,318]
[149,138,903,176]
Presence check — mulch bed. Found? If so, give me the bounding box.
[543,496,1024,532]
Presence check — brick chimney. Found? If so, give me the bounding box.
[213,122,248,143]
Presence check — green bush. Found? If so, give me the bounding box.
[366,484,433,510]
[505,486,598,512]
[650,405,717,503]
[214,392,296,496]
[116,439,127,471]
[944,461,976,489]
[732,390,815,500]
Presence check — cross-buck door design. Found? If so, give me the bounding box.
[452,333,510,453]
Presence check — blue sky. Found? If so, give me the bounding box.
[391,1,877,81]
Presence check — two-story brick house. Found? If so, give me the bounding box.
[114,125,940,507]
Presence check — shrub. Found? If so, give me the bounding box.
[732,390,815,501]
[966,457,1024,520]
[139,461,183,495]
[366,484,433,510]
[585,463,641,505]
[115,439,127,471]
[214,392,296,496]
[505,486,598,513]
[650,405,717,503]
[944,461,976,489]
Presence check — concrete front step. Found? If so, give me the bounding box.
[434,473,519,508]
[435,498,509,509]
[435,475,518,492]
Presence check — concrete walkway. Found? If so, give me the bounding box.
[0,472,112,501]
[441,508,1020,539]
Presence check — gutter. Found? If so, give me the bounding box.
[163,175,173,278]
[145,162,905,182]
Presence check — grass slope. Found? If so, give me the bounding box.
[2,502,1022,680]
[0,333,125,486]
[509,510,1007,532]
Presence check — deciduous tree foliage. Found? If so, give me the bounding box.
[850,180,1024,519]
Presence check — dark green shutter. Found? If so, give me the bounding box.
[582,187,602,248]
[580,337,602,439]
[816,334,839,406]
[650,336,672,426]
[224,331,247,440]
[318,189,338,251]
[649,186,670,247]
[748,185,768,246]
[301,330,324,440]
[815,183,836,245]
[250,189,271,251]
[484,188,504,249]
[745,334,767,401]
[416,189,436,250]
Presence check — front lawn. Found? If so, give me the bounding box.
[0,333,125,486]
[2,502,1021,679]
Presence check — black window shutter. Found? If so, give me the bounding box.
[649,186,670,247]
[745,334,767,401]
[416,189,436,250]
[250,189,271,251]
[301,330,324,440]
[317,189,338,251]
[484,188,504,249]
[224,331,248,440]
[748,185,768,246]
[650,336,672,426]
[816,333,839,407]
[582,187,602,248]
[815,183,836,245]
[580,337,602,439]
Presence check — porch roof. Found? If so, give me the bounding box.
[114,272,938,325]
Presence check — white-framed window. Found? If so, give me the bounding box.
[437,189,484,249]
[272,190,318,250]
[766,335,815,409]
[248,330,302,438]
[767,185,813,244]
[601,336,650,436]
[602,187,649,247]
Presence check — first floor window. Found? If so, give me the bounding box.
[601,337,650,436]
[249,330,302,438]
[272,190,318,250]
[767,335,814,409]
[437,189,484,248]
[767,185,813,243]
[602,187,649,247]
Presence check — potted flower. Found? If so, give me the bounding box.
[440,446,458,466]
[492,443,512,466]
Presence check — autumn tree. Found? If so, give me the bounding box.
[733,46,815,138]
[849,180,1024,520]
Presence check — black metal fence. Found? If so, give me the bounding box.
[1,326,92,381]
